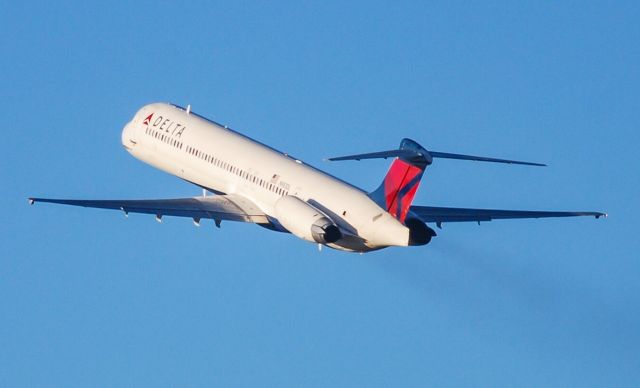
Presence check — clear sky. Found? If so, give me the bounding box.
[1,1,638,387]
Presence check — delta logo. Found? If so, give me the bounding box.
[143,113,154,126]
[144,112,187,138]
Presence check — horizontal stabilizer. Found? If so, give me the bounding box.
[428,151,546,166]
[327,149,422,162]
[327,138,545,167]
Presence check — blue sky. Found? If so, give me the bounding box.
[1,1,638,387]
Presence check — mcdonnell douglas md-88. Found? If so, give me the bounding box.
[29,103,605,252]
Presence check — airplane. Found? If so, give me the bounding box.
[29,103,605,253]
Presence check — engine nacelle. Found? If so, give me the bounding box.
[405,217,436,246]
[274,196,342,244]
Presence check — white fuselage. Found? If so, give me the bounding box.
[121,103,409,252]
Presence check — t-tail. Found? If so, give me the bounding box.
[368,139,431,223]
[327,138,546,224]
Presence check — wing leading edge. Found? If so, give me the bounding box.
[410,205,606,225]
[28,194,269,225]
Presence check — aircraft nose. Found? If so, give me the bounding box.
[121,121,136,149]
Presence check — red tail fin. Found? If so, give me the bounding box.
[367,138,430,223]
[370,158,425,223]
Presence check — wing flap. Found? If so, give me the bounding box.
[410,205,606,224]
[28,195,270,224]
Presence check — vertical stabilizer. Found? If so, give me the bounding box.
[368,139,431,223]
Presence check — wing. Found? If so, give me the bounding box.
[28,194,270,225]
[410,205,606,224]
